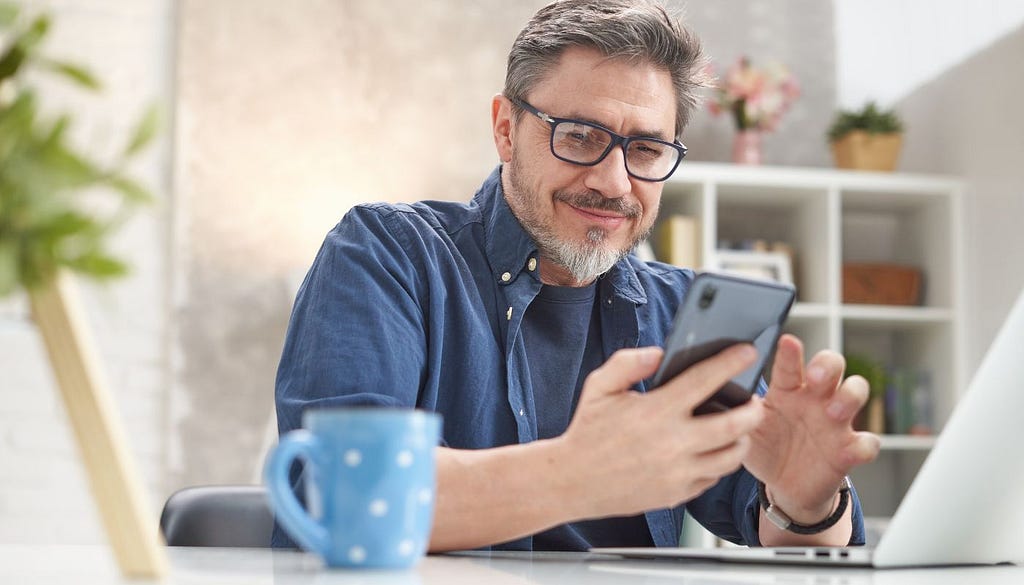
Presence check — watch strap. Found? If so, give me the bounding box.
[758,476,852,535]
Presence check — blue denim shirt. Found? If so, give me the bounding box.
[275,165,865,549]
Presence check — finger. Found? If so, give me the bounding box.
[690,434,751,481]
[583,347,664,398]
[767,334,804,393]
[841,431,882,467]
[687,398,765,454]
[654,343,758,415]
[825,375,871,423]
[804,349,846,399]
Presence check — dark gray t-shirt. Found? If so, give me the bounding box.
[521,282,653,549]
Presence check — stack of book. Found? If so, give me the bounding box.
[655,214,701,269]
[886,368,934,435]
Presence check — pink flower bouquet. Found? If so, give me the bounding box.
[707,57,800,132]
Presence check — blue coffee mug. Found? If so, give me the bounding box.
[264,408,441,568]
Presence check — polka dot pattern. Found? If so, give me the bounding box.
[396,450,414,467]
[343,449,362,467]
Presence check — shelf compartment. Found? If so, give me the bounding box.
[840,189,955,309]
[715,184,830,304]
[842,321,955,437]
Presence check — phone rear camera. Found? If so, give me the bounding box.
[698,285,717,309]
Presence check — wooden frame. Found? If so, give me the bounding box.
[28,271,167,578]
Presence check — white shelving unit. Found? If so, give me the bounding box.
[659,163,965,539]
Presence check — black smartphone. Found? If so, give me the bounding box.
[652,272,796,415]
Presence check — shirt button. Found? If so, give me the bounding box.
[519,408,525,416]
[506,306,513,321]
[527,258,537,271]
[501,272,512,282]
[606,298,613,306]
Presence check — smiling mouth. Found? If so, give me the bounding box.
[566,203,630,228]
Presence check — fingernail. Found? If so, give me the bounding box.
[826,401,846,420]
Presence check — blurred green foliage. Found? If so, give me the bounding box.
[844,353,887,399]
[0,3,159,297]
[826,101,903,143]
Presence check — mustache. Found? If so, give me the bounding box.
[553,190,641,219]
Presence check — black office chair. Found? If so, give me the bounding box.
[160,485,274,547]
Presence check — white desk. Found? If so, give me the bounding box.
[2,545,1021,584]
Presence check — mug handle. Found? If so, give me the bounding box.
[264,429,330,554]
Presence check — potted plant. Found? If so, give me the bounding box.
[844,354,887,435]
[827,101,904,171]
[0,5,165,577]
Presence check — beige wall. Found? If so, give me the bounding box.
[897,25,1024,375]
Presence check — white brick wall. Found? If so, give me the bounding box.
[0,0,175,544]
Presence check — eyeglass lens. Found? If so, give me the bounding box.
[551,121,679,180]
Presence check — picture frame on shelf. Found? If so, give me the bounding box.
[712,250,793,285]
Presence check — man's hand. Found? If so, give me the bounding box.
[743,334,881,544]
[556,344,767,520]
[430,344,769,551]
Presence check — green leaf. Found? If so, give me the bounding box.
[39,143,107,191]
[122,104,160,157]
[0,3,20,28]
[38,59,101,90]
[0,15,50,81]
[0,240,18,297]
[18,15,50,52]
[65,251,128,279]
[106,174,153,203]
[0,44,26,80]
[34,211,97,240]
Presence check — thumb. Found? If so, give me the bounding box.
[583,347,664,397]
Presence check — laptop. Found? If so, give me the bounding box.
[594,287,1024,568]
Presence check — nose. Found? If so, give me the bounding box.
[583,145,632,199]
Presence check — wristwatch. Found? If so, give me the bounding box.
[758,476,852,535]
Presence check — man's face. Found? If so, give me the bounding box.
[494,46,677,286]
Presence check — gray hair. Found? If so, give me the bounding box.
[504,0,708,138]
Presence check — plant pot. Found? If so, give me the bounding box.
[830,130,903,171]
[732,130,763,165]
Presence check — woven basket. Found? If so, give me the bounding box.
[831,130,903,171]
[842,263,921,306]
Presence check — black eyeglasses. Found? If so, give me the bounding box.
[510,97,687,182]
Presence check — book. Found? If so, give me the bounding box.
[656,214,701,269]
[885,367,934,435]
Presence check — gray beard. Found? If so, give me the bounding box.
[505,160,649,284]
[533,224,624,284]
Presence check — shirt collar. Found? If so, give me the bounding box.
[474,165,648,305]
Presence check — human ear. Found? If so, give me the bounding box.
[491,94,514,163]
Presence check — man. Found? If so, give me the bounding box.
[275,0,880,551]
